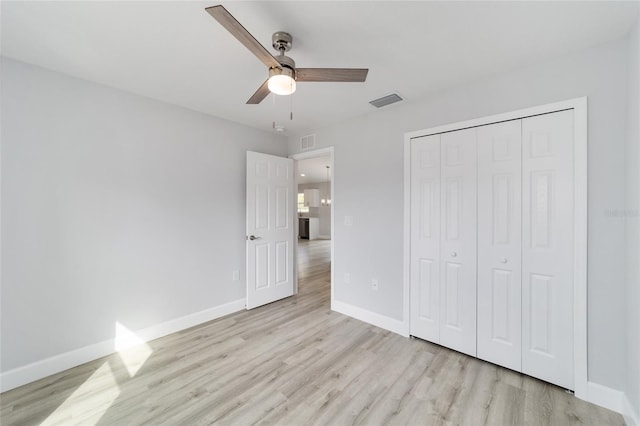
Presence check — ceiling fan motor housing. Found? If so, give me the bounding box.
[272,31,293,52]
[275,54,296,72]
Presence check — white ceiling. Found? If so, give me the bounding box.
[297,155,331,184]
[2,1,638,135]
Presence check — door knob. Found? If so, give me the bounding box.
[500,258,508,263]
[248,235,261,241]
[451,252,457,257]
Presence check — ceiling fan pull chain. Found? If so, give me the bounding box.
[290,85,293,121]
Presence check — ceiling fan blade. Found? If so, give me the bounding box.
[246,80,270,104]
[205,5,280,69]
[296,68,369,82]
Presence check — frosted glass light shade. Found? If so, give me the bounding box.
[268,67,296,95]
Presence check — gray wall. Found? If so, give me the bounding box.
[0,58,287,372]
[288,38,630,391]
[625,19,640,420]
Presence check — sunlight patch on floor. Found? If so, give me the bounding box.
[114,322,153,377]
[41,362,120,425]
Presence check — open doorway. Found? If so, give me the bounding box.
[290,148,334,303]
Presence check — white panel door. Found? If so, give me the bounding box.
[439,128,477,357]
[410,135,441,342]
[522,110,574,389]
[246,151,295,309]
[477,120,523,371]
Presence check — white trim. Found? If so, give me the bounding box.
[586,381,626,416]
[317,234,331,240]
[0,298,245,392]
[572,97,589,400]
[623,394,640,426]
[403,97,588,395]
[290,147,335,305]
[402,133,412,336]
[332,300,408,337]
[404,97,585,140]
[290,146,334,160]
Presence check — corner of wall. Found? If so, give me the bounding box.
[331,300,409,337]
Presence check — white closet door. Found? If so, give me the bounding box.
[522,110,574,389]
[477,120,523,371]
[410,135,441,342]
[439,128,477,357]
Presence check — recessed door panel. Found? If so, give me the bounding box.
[522,110,574,390]
[255,184,269,230]
[530,172,553,248]
[255,243,269,290]
[529,273,553,355]
[439,128,477,357]
[444,262,462,329]
[410,135,441,342]
[491,269,512,343]
[418,259,437,321]
[477,119,522,372]
[275,241,288,285]
[420,181,436,239]
[444,178,462,241]
[492,174,512,245]
[275,186,289,229]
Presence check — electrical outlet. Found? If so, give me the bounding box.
[344,273,350,284]
[371,279,379,291]
[232,270,240,281]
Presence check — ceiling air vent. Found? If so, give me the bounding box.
[300,134,316,150]
[369,93,403,108]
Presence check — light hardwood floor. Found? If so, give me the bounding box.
[1,239,624,425]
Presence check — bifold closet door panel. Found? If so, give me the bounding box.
[522,110,574,390]
[410,135,441,342]
[439,128,477,357]
[477,120,523,372]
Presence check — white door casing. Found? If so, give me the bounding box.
[246,151,295,310]
[477,120,523,371]
[410,135,442,342]
[439,128,477,357]
[521,110,574,389]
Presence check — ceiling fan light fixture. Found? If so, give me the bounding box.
[268,67,296,95]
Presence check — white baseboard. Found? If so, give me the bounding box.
[331,300,408,337]
[586,381,640,424]
[318,234,331,240]
[623,394,640,426]
[587,381,625,414]
[0,298,245,392]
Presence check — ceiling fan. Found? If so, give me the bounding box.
[205,5,369,104]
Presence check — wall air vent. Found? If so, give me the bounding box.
[300,134,316,150]
[369,93,404,108]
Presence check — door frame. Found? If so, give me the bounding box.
[403,97,588,399]
[290,147,335,302]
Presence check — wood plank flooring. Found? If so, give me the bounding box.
[1,239,624,425]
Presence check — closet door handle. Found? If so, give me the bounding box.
[500,258,508,264]
[451,252,457,258]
